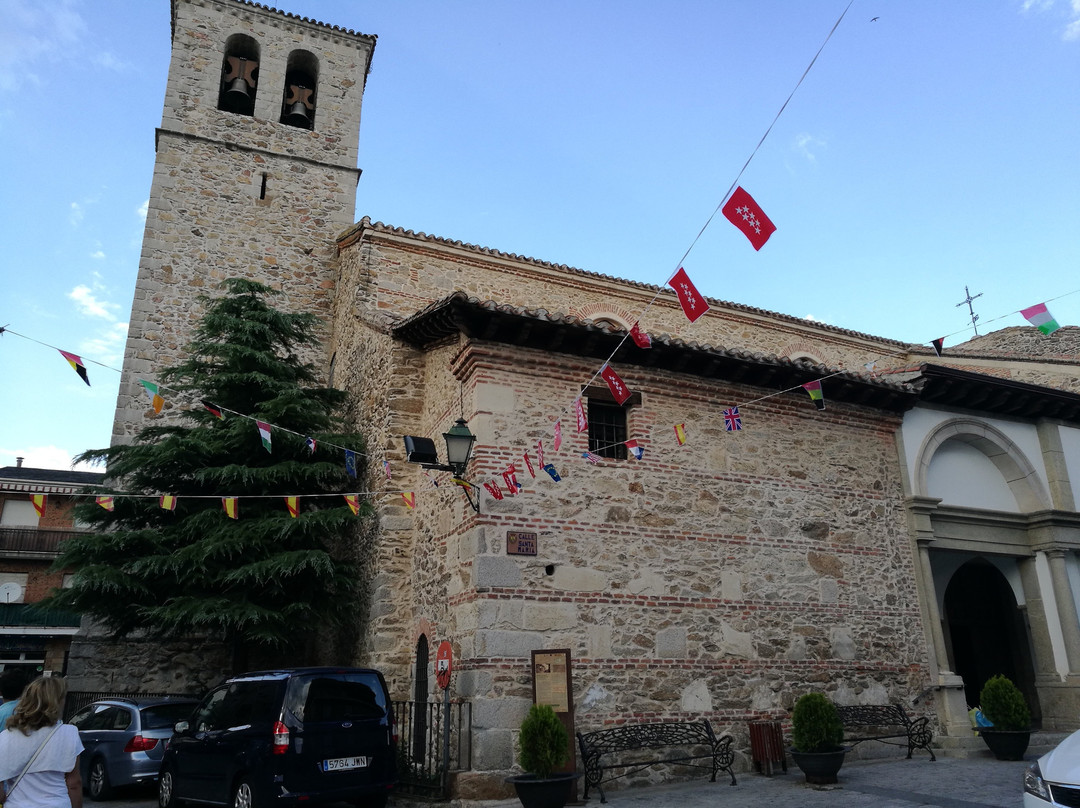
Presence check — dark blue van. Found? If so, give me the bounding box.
[158,668,396,808]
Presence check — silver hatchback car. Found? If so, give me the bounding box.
[69,696,200,800]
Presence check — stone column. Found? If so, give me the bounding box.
[1045,549,1080,674]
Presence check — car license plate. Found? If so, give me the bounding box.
[322,756,369,772]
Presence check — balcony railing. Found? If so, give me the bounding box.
[0,602,81,628]
[0,527,86,555]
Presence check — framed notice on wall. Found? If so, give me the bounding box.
[531,648,573,714]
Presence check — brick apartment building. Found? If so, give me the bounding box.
[0,460,104,677]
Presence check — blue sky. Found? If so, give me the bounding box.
[1,0,1078,471]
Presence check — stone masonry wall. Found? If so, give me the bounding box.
[112,0,373,444]
[329,225,933,792]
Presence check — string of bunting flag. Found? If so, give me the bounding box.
[2,0,1078,512]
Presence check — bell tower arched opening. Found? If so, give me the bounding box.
[219,35,260,115]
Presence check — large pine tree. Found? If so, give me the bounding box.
[51,279,370,669]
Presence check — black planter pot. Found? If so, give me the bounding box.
[789,747,849,785]
[505,773,579,808]
[980,729,1031,761]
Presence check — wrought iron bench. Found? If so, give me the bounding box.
[834,704,935,760]
[575,719,736,803]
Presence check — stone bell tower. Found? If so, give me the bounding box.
[112,0,375,441]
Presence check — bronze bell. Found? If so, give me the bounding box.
[284,84,314,128]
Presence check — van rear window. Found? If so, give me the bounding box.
[286,673,387,722]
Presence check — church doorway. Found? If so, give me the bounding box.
[413,634,430,762]
[942,559,1040,726]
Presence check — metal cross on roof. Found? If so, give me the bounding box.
[955,285,983,335]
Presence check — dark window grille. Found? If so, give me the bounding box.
[588,399,627,459]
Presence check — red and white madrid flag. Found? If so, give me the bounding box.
[722,186,776,251]
[667,266,710,323]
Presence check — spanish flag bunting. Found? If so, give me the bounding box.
[674,423,687,446]
[256,420,272,453]
[96,496,115,511]
[802,380,826,410]
[58,349,90,386]
[201,400,225,420]
[450,477,474,490]
[31,494,46,518]
[139,380,165,414]
[344,494,360,515]
[523,451,536,478]
[401,492,416,509]
[222,497,239,519]
[160,495,177,511]
[285,496,299,518]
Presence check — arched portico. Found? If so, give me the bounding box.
[904,415,1080,734]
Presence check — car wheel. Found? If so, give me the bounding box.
[159,765,182,808]
[232,777,258,808]
[88,758,114,801]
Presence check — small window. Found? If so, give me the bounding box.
[588,399,628,460]
[0,500,39,527]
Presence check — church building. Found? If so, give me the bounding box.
[87,0,1080,795]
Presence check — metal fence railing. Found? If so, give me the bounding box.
[393,699,473,799]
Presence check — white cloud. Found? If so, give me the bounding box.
[795,132,826,163]
[69,201,83,227]
[0,1,88,93]
[91,250,105,260]
[0,445,97,472]
[69,284,119,321]
[804,313,818,321]
[136,199,149,220]
[80,321,128,366]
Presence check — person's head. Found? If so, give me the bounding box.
[0,667,27,701]
[7,675,67,735]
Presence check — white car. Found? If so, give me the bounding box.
[1024,729,1080,806]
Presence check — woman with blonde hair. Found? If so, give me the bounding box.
[0,676,83,808]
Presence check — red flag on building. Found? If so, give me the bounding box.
[523,452,536,478]
[630,321,652,348]
[599,364,631,405]
[538,438,546,467]
[722,186,776,251]
[575,398,588,433]
[483,481,504,501]
[553,422,562,452]
[31,494,47,518]
[667,267,710,323]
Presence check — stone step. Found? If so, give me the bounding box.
[933,731,1072,760]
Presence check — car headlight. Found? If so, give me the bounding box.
[1024,761,1050,801]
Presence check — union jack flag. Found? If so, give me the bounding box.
[723,407,742,432]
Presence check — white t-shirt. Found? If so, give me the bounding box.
[0,722,83,808]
